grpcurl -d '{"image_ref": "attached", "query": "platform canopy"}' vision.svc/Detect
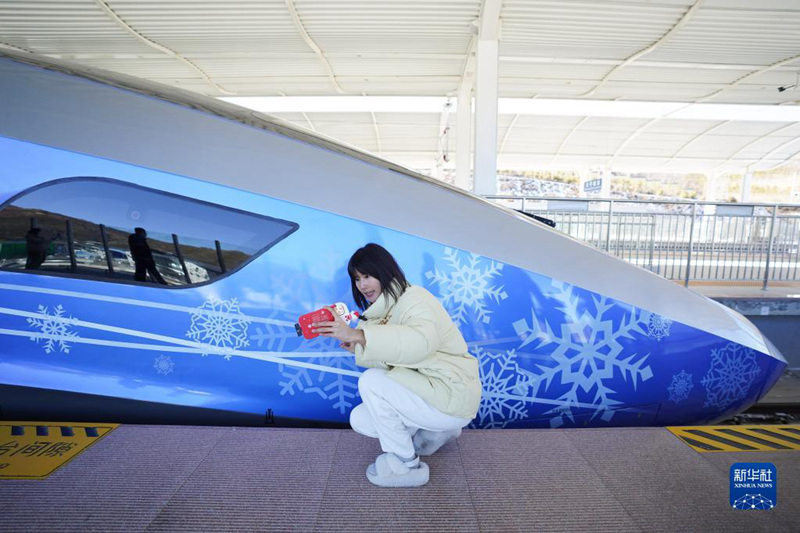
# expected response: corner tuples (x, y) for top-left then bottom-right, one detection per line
(1, 0), (799, 177)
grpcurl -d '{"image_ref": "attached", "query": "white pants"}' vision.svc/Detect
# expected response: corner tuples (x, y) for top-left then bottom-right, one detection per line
(350, 368), (471, 459)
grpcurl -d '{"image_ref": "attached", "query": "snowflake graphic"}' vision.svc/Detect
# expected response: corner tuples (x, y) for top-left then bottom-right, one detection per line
(26, 304), (79, 354)
(668, 370), (693, 404)
(733, 494), (774, 510)
(186, 296), (251, 360)
(646, 312), (672, 341)
(701, 343), (761, 409)
(278, 335), (360, 414)
(472, 347), (530, 429)
(512, 283), (653, 426)
(249, 310), (299, 352)
(425, 247), (508, 325)
(154, 355), (175, 375)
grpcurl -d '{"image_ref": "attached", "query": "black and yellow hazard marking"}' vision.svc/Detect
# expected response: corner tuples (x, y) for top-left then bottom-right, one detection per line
(668, 425), (800, 453)
(0, 422), (118, 479)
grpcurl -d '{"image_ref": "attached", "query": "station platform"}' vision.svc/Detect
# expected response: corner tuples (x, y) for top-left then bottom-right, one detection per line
(688, 281), (800, 302)
(757, 369), (800, 408)
(1, 425), (798, 532)
(688, 281), (800, 323)
(688, 283), (800, 382)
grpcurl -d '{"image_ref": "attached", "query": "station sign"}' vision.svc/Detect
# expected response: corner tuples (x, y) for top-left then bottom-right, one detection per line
(583, 178), (603, 192)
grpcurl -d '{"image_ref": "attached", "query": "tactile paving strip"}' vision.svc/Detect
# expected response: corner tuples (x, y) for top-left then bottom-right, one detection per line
(0, 421), (118, 479)
(668, 425), (800, 453)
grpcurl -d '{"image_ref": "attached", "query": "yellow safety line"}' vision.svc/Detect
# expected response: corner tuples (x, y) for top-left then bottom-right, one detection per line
(670, 429), (734, 452)
(763, 426), (800, 442)
(733, 427), (800, 450)
(0, 422), (119, 480)
(702, 429), (782, 452)
(668, 425), (800, 453)
(2, 422), (118, 427)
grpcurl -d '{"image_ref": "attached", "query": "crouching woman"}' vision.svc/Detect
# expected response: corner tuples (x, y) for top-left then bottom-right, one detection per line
(313, 243), (482, 488)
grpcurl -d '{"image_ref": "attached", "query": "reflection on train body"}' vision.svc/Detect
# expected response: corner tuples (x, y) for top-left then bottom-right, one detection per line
(0, 178), (295, 287)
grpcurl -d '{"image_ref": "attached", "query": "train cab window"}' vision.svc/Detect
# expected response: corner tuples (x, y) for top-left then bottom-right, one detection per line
(0, 178), (297, 287)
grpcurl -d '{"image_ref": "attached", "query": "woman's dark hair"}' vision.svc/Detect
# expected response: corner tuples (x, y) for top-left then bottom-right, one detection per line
(347, 243), (409, 310)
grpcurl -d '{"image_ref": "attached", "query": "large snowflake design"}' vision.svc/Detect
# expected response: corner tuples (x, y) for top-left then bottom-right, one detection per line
(646, 312), (672, 341)
(154, 355), (175, 375)
(26, 304), (79, 354)
(471, 347), (530, 429)
(278, 335), (360, 414)
(186, 296), (251, 359)
(700, 343), (760, 409)
(667, 370), (693, 404)
(425, 247), (508, 324)
(512, 283), (653, 426)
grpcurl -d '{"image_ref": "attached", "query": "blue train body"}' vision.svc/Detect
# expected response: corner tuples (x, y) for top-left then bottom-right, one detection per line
(0, 50), (787, 429)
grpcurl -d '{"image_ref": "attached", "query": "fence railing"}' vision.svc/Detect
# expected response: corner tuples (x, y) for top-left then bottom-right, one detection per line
(485, 195), (800, 289)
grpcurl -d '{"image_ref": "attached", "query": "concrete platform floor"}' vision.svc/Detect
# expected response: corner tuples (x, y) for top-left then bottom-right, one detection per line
(1, 425), (798, 532)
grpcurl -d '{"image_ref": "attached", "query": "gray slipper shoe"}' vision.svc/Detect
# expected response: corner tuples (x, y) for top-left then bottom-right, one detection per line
(413, 428), (462, 456)
(366, 453), (429, 488)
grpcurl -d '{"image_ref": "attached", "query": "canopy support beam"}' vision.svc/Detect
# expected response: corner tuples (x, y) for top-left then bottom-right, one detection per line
(473, 0), (502, 196)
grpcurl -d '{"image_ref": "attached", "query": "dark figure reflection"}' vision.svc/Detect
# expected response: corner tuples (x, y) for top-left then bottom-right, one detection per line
(25, 227), (50, 270)
(128, 227), (168, 284)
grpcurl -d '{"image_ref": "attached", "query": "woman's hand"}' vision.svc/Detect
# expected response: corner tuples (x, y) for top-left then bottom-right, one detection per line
(312, 307), (365, 347)
(339, 341), (356, 354)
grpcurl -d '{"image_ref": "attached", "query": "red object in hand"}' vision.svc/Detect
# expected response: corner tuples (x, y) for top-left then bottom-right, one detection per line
(295, 303), (360, 339)
(296, 307), (335, 339)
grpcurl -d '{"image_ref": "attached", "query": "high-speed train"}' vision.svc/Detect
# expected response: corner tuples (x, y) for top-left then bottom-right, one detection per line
(0, 49), (786, 429)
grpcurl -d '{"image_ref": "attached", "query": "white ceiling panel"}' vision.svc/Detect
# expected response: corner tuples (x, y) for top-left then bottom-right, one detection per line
(1, 0), (799, 174)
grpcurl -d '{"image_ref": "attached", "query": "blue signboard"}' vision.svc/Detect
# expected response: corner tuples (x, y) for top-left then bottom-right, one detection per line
(583, 178), (603, 192)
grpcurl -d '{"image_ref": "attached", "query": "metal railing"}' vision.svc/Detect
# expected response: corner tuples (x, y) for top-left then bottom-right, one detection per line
(486, 195), (800, 289)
